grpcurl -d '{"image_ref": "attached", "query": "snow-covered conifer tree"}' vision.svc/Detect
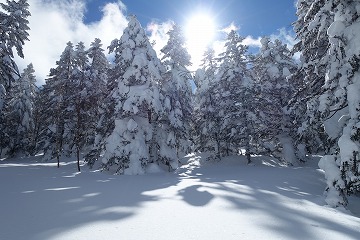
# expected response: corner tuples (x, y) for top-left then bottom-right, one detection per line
(99, 16), (177, 174)
(193, 47), (218, 152)
(0, 0), (30, 155)
(289, 0), (332, 156)
(42, 42), (76, 167)
(316, 1), (360, 207)
(85, 38), (109, 146)
(0, 0), (30, 94)
(65, 41), (91, 171)
(5, 63), (37, 156)
(84, 38), (115, 168)
(253, 37), (298, 164)
(205, 30), (255, 162)
(160, 23), (193, 156)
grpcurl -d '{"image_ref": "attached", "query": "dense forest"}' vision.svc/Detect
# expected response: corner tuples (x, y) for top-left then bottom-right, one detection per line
(0, 0), (359, 207)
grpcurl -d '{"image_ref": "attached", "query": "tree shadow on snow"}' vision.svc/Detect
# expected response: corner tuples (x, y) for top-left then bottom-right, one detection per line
(0, 157), (180, 240)
(178, 184), (214, 206)
(176, 154), (360, 239)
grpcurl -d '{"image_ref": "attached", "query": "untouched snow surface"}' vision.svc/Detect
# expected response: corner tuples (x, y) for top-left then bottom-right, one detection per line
(1, 154), (359, 240)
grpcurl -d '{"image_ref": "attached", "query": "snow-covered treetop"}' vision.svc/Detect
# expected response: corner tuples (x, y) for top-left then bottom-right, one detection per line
(258, 37), (297, 79)
(108, 15), (164, 83)
(218, 30), (248, 70)
(19, 63), (36, 96)
(0, 0), (30, 58)
(88, 38), (109, 74)
(160, 23), (192, 69)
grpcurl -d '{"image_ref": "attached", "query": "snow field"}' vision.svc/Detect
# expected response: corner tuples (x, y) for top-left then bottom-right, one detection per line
(0, 154), (359, 240)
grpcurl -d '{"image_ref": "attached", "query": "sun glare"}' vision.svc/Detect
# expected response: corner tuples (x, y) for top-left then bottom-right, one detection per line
(185, 12), (216, 68)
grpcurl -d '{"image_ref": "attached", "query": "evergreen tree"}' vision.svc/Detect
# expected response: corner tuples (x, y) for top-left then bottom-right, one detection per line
(203, 30), (255, 162)
(31, 86), (47, 155)
(84, 38), (115, 168)
(316, 0), (360, 207)
(253, 37), (298, 164)
(160, 23), (193, 156)
(289, 0), (332, 156)
(85, 38), (109, 147)
(0, 0), (30, 94)
(0, 0), (30, 156)
(5, 63), (37, 156)
(42, 42), (76, 167)
(97, 16), (177, 174)
(193, 47), (218, 153)
(65, 41), (90, 171)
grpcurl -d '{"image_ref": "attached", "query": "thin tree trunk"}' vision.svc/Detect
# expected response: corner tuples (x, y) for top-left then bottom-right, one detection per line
(246, 151), (251, 164)
(216, 135), (221, 160)
(57, 153), (60, 168)
(76, 103), (81, 172)
(77, 147), (81, 172)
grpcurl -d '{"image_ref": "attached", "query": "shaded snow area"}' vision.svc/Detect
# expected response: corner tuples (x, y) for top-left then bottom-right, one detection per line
(1, 154), (359, 240)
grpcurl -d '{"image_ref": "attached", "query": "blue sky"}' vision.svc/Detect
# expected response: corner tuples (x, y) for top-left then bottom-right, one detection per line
(10, 0), (298, 83)
(84, 0), (297, 38)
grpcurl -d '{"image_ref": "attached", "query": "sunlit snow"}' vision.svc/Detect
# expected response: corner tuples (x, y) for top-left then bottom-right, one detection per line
(1, 154), (359, 240)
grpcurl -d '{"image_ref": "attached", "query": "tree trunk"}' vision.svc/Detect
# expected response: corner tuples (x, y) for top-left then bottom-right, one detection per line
(215, 135), (221, 160)
(57, 153), (60, 168)
(246, 151), (251, 164)
(77, 147), (81, 172)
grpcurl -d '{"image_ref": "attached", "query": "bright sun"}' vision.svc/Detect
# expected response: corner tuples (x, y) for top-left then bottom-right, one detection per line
(185, 12), (216, 67)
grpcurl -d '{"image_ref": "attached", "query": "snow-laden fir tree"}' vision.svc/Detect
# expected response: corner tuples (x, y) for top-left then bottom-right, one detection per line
(42, 42), (76, 167)
(289, 0), (333, 156)
(253, 37), (299, 164)
(31, 86), (48, 155)
(160, 23), (193, 156)
(204, 30), (256, 162)
(316, 1), (360, 207)
(98, 15), (177, 174)
(86, 38), (109, 137)
(5, 63), (37, 156)
(0, 0), (30, 94)
(84, 38), (114, 168)
(0, 0), (30, 156)
(193, 47), (218, 153)
(65, 41), (91, 171)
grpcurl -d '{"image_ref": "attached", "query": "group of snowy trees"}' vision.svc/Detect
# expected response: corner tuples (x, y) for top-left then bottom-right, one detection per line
(0, 0), (32, 156)
(194, 33), (299, 165)
(1, 0), (359, 207)
(291, 0), (360, 207)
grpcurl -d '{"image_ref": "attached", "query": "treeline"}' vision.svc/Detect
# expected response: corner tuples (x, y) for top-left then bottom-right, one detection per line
(0, 0), (359, 207)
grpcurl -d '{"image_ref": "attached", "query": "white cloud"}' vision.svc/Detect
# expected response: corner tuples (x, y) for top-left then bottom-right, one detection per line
(146, 20), (173, 60)
(242, 36), (261, 48)
(8, 0), (299, 82)
(270, 27), (297, 49)
(13, 0), (128, 85)
(220, 22), (239, 34)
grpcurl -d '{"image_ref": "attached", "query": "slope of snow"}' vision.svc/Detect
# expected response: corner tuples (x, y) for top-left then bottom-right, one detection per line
(0, 154), (359, 240)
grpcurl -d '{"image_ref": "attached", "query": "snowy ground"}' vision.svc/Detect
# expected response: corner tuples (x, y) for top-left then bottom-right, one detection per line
(1, 154), (359, 240)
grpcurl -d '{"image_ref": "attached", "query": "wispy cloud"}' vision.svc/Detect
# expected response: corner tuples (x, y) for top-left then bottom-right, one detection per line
(270, 27), (297, 49)
(146, 20), (173, 60)
(11, 1), (298, 82)
(220, 22), (239, 34)
(242, 36), (262, 48)
(14, 0), (128, 85)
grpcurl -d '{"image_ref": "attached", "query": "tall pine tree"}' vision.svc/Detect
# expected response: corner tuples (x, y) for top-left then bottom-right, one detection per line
(253, 37), (298, 164)
(42, 42), (76, 167)
(5, 63), (37, 156)
(97, 16), (177, 174)
(317, 0), (360, 207)
(160, 23), (193, 156)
